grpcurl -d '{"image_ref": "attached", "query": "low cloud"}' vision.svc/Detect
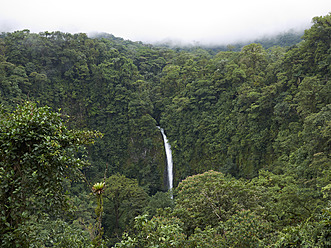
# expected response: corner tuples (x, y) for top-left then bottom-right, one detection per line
(0, 0), (330, 45)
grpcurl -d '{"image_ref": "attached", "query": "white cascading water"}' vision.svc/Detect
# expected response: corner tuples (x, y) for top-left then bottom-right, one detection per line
(158, 127), (173, 194)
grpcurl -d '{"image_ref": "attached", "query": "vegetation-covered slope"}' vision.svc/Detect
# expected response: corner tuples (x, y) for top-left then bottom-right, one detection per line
(0, 13), (330, 247)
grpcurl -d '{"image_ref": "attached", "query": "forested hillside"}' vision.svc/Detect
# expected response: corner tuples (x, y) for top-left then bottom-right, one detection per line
(1, 14), (330, 247)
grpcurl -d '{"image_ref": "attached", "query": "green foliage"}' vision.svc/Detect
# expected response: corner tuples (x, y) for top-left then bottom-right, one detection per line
(0, 60), (26, 109)
(187, 226), (224, 248)
(187, 210), (272, 248)
(0, 101), (101, 247)
(174, 170), (260, 235)
(114, 214), (186, 248)
(221, 209), (272, 247)
(144, 191), (175, 217)
(103, 174), (148, 244)
(300, 14), (331, 76)
(0, 13), (330, 246)
(28, 216), (93, 248)
(274, 204), (331, 247)
(251, 170), (323, 228)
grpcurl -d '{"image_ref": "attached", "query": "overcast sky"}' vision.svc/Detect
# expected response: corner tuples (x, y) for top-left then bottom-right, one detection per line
(0, 0), (330, 45)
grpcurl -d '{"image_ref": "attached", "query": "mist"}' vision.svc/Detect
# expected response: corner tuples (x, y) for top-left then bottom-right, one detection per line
(0, 0), (330, 45)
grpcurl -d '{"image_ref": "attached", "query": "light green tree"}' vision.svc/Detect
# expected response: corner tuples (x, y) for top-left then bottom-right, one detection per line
(173, 170), (260, 235)
(114, 214), (186, 248)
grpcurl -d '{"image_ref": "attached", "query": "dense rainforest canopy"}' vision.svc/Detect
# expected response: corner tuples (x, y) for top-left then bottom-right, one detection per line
(0, 14), (330, 247)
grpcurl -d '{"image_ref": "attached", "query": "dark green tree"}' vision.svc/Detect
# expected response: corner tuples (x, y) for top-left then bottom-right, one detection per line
(0, 101), (101, 247)
(103, 174), (148, 244)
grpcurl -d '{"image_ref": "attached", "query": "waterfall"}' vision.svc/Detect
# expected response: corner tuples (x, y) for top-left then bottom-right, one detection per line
(158, 127), (173, 193)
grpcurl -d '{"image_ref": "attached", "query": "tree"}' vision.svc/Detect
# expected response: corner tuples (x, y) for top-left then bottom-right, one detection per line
(274, 203), (331, 247)
(173, 170), (260, 235)
(221, 209), (272, 247)
(300, 13), (331, 76)
(114, 214), (186, 248)
(187, 226), (224, 248)
(0, 101), (101, 247)
(26, 216), (93, 248)
(0, 60), (25, 109)
(295, 76), (323, 117)
(144, 191), (174, 217)
(187, 211), (272, 248)
(240, 43), (267, 80)
(251, 170), (325, 229)
(103, 174), (148, 243)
